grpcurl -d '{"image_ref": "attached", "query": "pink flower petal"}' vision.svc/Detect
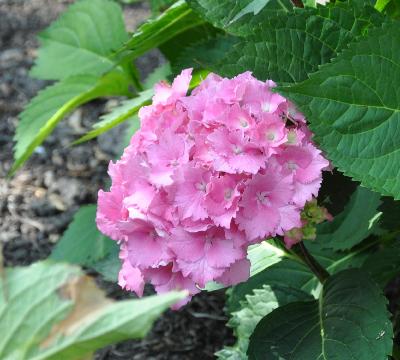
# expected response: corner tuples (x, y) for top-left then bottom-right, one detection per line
(215, 258), (251, 286)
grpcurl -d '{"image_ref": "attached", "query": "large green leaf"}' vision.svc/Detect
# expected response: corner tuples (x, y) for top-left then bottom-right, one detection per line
(11, 72), (131, 176)
(31, 0), (128, 80)
(187, 0), (292, 36)
(222, 235), (373, 312)
(0, 261), (185, 360)
(160, 23), (221, 64)
(226, 257), (311, 314)
(217, 284), (312, 360)
(50, 205), (118, 267)
(217, 238), (378, 358)
(248, 269), (393, 359)
(278, 21), (400, 198)
(316, 186), (382, 250)
(363, 242), (400, 287)
(123, 0), (204, 58)
(171, 34), (239, 76)
(215, 1), (383, 83)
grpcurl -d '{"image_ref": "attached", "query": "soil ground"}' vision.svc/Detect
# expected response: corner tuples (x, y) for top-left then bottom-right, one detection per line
(0, 1), (234, 358)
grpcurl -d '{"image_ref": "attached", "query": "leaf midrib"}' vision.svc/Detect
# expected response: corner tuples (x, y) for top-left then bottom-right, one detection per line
(10, 81), (100, 175)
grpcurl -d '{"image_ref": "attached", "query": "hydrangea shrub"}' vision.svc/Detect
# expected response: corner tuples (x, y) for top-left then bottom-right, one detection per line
(12, 0), (400, 358)
(96, 70), (329, 305)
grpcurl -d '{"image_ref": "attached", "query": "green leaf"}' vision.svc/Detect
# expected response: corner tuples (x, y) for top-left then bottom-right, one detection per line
(187, 0), (292, 36)
(0, 261), (185, 360)
(363, 242), (400, 287)
(215, 1), (383, 83)
(72, 89), (153, 145)
(160, 23), (221, 64)
(226, 236), (374, 312)
(171, 34), (239, 76)
(217, 284), (312, 360)
(226, 258), (311, 314)
(73, 69), (209, 144)
(218, 240), (376, 358)
(204, 240), (291, 292)
(229, 0), (275, 23)
(31, 0), (128, 80)
(303, 0), (317, 7)
(248, 269), (393, 360)
(317, 186), (382, 250)
(384, 0), (400, 18)
(50, 205), (118, 267)
(143, 63), (172, 89)
(150, 0), (177, 15)
(375, 0), (391, 11)
(123, 0), (204, 58)
(247, 240), (287, 276)
(11, 71), (131, 176)
(92, 245), (120, 282)
(379, 197), (400, 231)
(278, 21), (400, 198)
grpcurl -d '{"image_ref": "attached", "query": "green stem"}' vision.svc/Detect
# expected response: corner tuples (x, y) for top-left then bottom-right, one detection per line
(296, 242), (330, 283)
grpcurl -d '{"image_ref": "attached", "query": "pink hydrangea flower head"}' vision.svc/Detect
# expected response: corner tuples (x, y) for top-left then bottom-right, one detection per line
(96, 69), (329, 308)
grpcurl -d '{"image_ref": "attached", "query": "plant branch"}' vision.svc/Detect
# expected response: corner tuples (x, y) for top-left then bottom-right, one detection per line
(295, 242), (330, 283)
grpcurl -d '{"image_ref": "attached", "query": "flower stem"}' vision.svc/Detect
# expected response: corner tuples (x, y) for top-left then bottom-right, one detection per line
(296, 242), (330, 283)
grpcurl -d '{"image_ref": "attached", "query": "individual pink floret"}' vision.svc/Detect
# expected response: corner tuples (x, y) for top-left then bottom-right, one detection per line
(96, 69), (329, 307)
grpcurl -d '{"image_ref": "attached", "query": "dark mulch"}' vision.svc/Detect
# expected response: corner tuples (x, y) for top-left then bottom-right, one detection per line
(0, 1), (234, 358)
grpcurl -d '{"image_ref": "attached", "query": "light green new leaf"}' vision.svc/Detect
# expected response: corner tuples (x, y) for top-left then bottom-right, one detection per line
(0, 261), (185, 360)
(317, 186), (382, 250)
(375, 0), (391, 11)
(215, 1), (383, 83)
(123, 0), (204, 58)
(11, 71), (131, 176)
(217, 284), (312, 359)
(278, 21), (400, 198)
(248, 269), (393, 360)
(50, 205), (118, 267)
(31, 0), (128, 80)
(187, 0), (292, 36)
